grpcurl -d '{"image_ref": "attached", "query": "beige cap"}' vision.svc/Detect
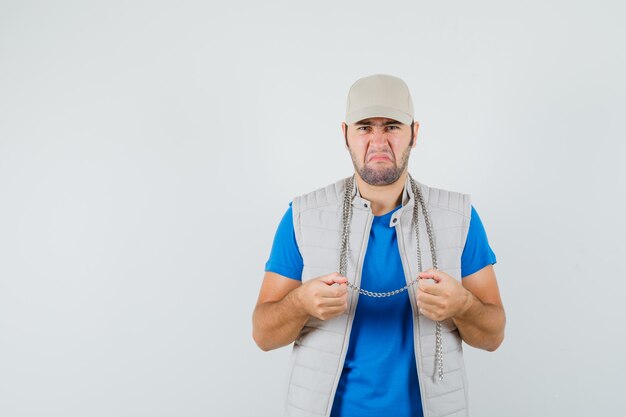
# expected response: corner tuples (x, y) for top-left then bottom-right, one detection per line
(345, 74), (414, 126)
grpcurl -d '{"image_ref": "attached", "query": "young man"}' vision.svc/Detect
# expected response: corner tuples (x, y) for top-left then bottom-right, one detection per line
(253, 74), (505, 417)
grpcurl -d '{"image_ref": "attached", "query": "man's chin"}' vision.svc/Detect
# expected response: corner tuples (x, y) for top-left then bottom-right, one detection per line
(359, 167), (403, 186)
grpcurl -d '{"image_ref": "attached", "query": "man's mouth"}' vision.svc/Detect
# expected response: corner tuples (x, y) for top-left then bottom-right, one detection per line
(367, 153), (393, 163)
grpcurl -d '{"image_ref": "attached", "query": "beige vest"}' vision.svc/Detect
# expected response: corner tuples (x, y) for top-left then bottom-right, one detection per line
(286, 175), (472, 417)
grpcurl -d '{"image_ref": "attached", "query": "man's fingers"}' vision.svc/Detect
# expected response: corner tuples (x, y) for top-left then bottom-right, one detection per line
(418, 279), (442, 295)
(321, 295), (348, 307)
(418, 268), (444, 283)
(316, 274), (338, 285)
(318, 305), (348, 320)
(313, 281), (347, 298)
(416, 291), (441, 307)
(307, 280), (347, 299)
(314, 273), (349, 298)
(418, 306), (438, 321)
(326, 285), (347, 298)
(328, 305), (348, 314)
(318, 272), (347, 285)
(332, 276), (349, 284)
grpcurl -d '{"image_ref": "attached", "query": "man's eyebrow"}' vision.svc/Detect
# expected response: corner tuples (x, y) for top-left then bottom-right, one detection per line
(354, 120), (401, 126)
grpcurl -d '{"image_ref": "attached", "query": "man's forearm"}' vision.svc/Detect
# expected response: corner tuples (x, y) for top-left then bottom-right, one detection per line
(452, 292), (506, 351)
(252, 288), (309, 352)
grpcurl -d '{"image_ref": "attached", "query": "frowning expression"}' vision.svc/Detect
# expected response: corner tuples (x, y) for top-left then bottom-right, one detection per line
(342, 117), (418, 186)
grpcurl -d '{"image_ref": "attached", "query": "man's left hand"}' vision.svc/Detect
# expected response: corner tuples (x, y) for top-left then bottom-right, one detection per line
(416, 269), (472, 322)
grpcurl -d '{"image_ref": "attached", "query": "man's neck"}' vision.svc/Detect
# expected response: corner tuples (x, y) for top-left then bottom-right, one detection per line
(355, 171), (407, 216)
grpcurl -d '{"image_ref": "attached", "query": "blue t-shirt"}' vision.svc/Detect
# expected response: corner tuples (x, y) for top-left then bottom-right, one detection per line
(265, 204), (496, 417)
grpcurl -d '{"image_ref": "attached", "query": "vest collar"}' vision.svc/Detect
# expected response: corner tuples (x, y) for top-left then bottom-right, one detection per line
(392, 175), (416, 227)
(350, 176), (371, 210)
(350, 174), (428, 227)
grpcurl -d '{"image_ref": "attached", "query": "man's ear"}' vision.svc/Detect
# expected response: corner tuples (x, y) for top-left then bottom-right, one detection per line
(411, 121), (420, 148)
(342, 122), (349, 149)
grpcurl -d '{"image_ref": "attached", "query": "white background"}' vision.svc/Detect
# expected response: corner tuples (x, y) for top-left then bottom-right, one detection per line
(1, 1), (625, 416)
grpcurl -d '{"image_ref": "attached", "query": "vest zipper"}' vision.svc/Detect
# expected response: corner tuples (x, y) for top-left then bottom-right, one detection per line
(325, 208), (373, 417)
(396, 215), (429, 417)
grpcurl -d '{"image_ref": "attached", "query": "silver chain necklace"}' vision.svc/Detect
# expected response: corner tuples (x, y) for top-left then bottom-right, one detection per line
(338, 174), (444, 381)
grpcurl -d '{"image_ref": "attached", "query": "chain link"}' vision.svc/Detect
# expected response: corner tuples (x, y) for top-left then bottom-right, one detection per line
(410, 174), (444, 381)
(344, 278), (420, 297)
(339, 174), (444, 381)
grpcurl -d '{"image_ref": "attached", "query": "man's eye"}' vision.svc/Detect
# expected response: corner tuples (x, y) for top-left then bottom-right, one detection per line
(387, 125), (399, 130)
(357, 127), (369, 131)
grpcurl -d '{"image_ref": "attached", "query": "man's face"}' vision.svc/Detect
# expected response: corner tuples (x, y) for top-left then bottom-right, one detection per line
(343, 117), (418, 186)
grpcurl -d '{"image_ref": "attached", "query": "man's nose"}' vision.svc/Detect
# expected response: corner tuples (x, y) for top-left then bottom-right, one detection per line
(369, 129), (389, 146)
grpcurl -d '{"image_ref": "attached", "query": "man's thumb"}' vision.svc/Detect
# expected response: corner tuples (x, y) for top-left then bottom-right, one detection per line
(319, 273), (348, 285)
(418, 269), (443, 283)
(332, 275), (348, 284)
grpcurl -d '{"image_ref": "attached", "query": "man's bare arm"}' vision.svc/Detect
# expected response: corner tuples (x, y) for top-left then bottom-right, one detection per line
(252, 272), (348, 351)
(452, 266), (505, 351)
(417, 265), (506, 352)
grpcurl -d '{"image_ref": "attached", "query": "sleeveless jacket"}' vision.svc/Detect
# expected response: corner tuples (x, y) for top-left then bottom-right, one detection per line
(286, 175), (472, 417)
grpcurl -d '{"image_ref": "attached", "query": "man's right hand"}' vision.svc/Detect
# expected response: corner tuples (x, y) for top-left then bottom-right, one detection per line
(294, 273), (349, 321)
(253, 271), (349, 351)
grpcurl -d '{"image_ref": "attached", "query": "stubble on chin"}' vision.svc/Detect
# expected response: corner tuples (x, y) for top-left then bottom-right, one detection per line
(350, 147), (411, 186)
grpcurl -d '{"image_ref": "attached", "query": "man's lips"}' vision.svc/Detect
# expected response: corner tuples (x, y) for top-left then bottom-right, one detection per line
(367, 154), (393, 162)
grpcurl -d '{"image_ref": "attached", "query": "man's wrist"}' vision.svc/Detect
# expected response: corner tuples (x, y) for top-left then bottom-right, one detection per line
(285, 286), (310, 321)
(456, 289), (479, 320)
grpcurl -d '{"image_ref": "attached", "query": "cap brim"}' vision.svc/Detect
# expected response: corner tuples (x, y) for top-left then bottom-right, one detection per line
(345, 105), (413, 126)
